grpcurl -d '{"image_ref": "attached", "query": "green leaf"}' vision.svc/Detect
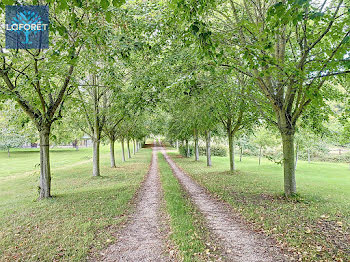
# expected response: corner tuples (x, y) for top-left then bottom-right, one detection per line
(3, 0), (15, 5)
(58, 0), (68, 10)
(112, 0), (126, 7)
(73, 0), (83, 8)
(106, 11), (112, 22)
(101, 0), (110, 9)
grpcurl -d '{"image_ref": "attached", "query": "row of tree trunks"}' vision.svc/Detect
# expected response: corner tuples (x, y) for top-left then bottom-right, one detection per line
(111, 138), (143, 167)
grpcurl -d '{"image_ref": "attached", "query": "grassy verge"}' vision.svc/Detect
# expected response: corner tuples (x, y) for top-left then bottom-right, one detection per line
(158, 152), (219, 262)
(167, 150), (350, 262)
(0, 145), (151, 261)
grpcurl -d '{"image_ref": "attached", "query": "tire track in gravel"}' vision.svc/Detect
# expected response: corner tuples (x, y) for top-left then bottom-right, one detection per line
(101, 142), (169, 262)
(160, 147), (290, 262)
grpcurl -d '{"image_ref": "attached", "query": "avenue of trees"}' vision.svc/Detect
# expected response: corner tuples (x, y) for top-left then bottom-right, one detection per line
(0, 0), (349, 198)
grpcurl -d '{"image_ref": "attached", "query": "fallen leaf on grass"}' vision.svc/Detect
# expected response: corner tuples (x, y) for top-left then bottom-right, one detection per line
(305, 227), (312, 234)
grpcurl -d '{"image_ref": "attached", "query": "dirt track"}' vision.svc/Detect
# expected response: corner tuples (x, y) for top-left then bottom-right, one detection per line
(101, 143), (168, 262)
(160, 147), (289, 262)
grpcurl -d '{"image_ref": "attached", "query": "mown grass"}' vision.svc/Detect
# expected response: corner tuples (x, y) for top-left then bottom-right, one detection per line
(158, 152), (218, 262)
(0, 144), (151, 262)
(167, 150), (350, 261)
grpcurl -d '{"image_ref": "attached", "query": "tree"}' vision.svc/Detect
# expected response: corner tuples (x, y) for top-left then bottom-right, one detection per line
(0, 1), (99, 198)
(252, 127), (279, 166)
(209, 71), (258, 171)
(0, 128), (26, 157)
(73, 73), (109, 177)
(175, 0), (350, 196)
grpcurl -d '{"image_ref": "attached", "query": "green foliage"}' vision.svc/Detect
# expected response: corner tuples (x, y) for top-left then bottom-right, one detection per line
(198, 145), (227, 157)
(179, 145), (193, 157)
(0, 128), (26, 153)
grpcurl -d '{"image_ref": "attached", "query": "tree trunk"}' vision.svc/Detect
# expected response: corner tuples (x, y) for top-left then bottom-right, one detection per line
(121, 138), (125, 162)
(259, 146), (262, 165)
(194, 129), (199, 161)
(281, 133), (296, 196)
(7, 148), (10, 158)
(133, 139), (136, 155)
(307, 148), (311, 163)
(240, 146), (243, 162)
(73, 139), (79, 151)
(39, 126), (51, 199)
(186, 139), (190, 158)
(228, 131), (235, 171)
(110, 138), (116, 168)
(92, 139), (100, 177)
(206, 131), (211, 166)
(176, 140), (179, 151)
(295, 143), (299, 171)
(127, 139), (131, 158)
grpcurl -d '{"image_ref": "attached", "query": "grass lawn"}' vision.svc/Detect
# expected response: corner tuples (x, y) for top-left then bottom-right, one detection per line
(158, 152), (218, 261)
(0, 144), (151, 261)
(168, 150), (350, 262)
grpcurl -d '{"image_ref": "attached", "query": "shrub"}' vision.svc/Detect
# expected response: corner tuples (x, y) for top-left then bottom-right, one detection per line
(179, 145), (193, 157)
(199, 145), (227, 157)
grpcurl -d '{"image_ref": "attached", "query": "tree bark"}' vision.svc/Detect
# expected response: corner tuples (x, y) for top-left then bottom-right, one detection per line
(92, 139), (100, 177)
(110, 138), (116, 168)
(7, 148), (10, 158)
(121, 138), (125, 162)
(39, 126), (51, 199)
(186, 139), (190, 158)
(281, 133), (296, 196)
(240, 146), (243, 162)
(73, 139), (79, 151)
(133, 139), (136, 155)
(295, 143), (299, 171)
(307, 148), (311, 163)
(127, 139), (131, 159)
(176, 140), (179, 151)
(259, 146), (262, 165)
(228, 131), (235, 171)
(206, 131), (211, 166)
(194, 129), (199, 161)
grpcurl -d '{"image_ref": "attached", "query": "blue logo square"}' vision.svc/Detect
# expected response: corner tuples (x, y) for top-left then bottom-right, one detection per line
(5, 5), (49, 49)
